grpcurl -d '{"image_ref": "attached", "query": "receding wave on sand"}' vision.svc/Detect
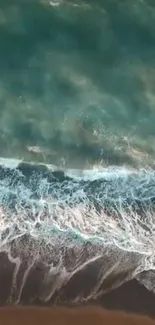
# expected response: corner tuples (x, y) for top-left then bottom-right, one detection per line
(0, 158), (154, 313)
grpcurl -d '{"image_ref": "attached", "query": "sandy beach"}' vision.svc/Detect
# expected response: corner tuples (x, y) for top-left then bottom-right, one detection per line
(0, 306), (155, 325)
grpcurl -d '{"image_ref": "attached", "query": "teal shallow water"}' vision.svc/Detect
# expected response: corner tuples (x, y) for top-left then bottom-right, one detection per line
(0, 2), (155, 303)
(0, 0), (155, 168)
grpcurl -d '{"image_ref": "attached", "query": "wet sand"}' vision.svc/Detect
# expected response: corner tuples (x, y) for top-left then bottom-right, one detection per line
(0, 306), (155, 325)
(100, 279), (155, 318)
(0, 247), (155, 318)
(0, 163), (155, 317)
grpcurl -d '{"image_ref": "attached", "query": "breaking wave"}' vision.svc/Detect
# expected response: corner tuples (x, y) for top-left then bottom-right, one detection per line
(0, 158), (155, 305)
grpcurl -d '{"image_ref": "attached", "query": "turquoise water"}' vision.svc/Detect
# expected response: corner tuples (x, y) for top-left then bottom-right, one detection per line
(1, 2), (155, 304)
(0, 0), (155, 168)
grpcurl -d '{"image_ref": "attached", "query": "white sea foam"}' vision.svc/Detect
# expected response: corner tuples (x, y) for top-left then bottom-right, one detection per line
(0, 157), (154, 256)
(0, 158), (154, 303)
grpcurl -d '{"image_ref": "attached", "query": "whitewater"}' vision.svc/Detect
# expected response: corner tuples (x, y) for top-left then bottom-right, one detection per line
(0, 157), (154, 305)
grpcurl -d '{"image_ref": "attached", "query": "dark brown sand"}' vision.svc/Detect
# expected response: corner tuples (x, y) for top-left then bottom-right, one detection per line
(0, 250), (155, 318)
(0, 306), (155, 325)
(101, 279), (155, 318)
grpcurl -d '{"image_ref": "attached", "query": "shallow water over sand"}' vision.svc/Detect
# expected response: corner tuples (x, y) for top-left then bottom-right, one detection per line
(0, 160), (154, 307)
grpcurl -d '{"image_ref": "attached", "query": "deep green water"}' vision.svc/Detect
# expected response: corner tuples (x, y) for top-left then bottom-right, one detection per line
(1, 0), (155, 169)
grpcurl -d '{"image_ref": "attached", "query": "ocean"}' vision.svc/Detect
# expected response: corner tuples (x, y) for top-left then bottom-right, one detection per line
(0, 0), (155, 312)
